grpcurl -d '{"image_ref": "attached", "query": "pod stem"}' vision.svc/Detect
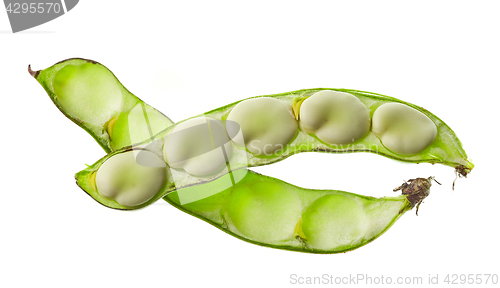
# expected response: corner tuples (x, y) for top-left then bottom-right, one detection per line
(28, 65), (40, 78)
(453, 165), (471, 190)
(394, 176), (440, 215)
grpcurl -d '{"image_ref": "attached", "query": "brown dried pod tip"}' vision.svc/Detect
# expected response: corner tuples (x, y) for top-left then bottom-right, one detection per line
(394, 176), (441, 216)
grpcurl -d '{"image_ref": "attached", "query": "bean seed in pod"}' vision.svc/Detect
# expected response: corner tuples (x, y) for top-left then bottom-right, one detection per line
(227, 97), (298, 155)
(227, 180), (302, 242)
(299, 90), (371, 145)
(301, 194), (368, 250)
(163, 117), (233, 177)
(372, 103), (438, 155)
(95, 150), (167, 207)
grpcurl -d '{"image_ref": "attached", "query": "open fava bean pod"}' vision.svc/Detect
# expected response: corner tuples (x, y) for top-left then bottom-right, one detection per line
(31, 58), (452, 253)
(30, 59), (472, 210)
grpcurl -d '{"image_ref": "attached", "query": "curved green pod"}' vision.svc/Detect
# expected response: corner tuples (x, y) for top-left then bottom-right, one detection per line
(75, 89), (472, 210)
(29, 58), (174, 152)
(163, 171), (434, 253)
(31, 59), (438, 253)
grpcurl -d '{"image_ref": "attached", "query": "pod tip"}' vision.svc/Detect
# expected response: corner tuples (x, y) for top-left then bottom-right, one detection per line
(394, 176), (438, 215)
(28, 65), (40, 78)
(452, 165), (471, 190)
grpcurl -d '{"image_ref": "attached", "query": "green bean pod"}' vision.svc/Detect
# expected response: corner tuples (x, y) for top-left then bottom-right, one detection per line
(31, 59), (437, 253)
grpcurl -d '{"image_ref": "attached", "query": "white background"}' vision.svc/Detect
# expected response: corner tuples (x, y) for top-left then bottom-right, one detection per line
(1, 1), (499, 287)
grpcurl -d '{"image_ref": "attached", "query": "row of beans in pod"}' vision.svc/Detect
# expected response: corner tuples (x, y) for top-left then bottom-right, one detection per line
(161, 89), (445, 177)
